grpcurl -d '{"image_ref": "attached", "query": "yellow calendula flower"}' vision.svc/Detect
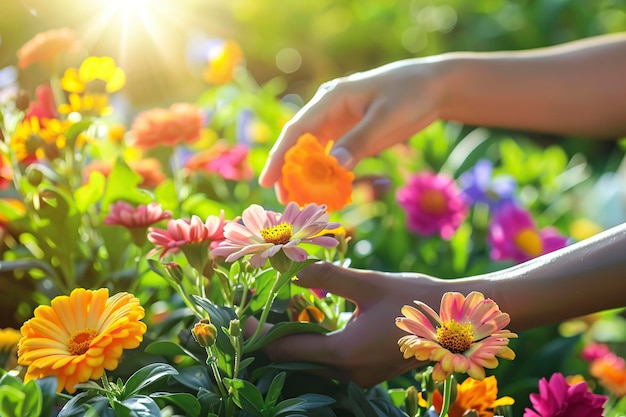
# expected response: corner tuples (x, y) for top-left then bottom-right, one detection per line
(203, 39), (244, 85)
(17, 288), (146, 393)
(0, 328), (22, 370)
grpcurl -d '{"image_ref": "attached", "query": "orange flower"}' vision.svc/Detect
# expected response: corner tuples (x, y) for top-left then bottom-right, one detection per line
(426, 376), (514, 417)
(11, 117), (69, 163)
(203, 39), (244, 85)
(0, 328), (22, 370)
(17, 28), (80, 70)
(17, 288), (146, 393)
(589, 353), (626, 397)
(130, 103), (204, 149)
(281, 133), (354, 212)
(83, 158), (166, 188)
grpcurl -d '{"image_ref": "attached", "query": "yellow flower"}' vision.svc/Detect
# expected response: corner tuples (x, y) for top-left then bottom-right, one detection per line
(11, 117), (68, 163)
(17, 288), (146, 393)
(58, 92), (112, 117)
(281, 133), (354, 212)
(61, 56), (125, 94)
(203, 39), (244, 85)
(423, 376), (514, 417)
(0, 328), (22, 370)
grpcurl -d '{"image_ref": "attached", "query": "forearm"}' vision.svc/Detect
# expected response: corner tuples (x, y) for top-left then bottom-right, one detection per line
(437, 33), (626, 138)
(461, 223), (626, 332)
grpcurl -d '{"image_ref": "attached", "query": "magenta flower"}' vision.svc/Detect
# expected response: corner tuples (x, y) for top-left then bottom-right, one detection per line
(104, 201), (172, 229)
(396, 171), (468, 240)
(212, 202), (339, 268)
(147, 212), (226, 260)
(487, 203), (568, 264)
(396, 291), (517, 382)
(185, 141), (253, 181)
(581, 341), (611, 362)
(524, 373), (607, 417)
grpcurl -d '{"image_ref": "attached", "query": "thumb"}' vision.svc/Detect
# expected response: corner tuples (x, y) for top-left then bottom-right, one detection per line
(294, 262), (383, 306)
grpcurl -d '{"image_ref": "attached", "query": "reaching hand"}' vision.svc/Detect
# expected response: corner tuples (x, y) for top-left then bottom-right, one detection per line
(251, 262), (450, 388)
(259, 58), (446, 203)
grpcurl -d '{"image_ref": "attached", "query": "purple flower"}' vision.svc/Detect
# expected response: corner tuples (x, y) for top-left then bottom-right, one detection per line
(487, 203), (568, 264)
(460, 159), (516, 209)
(524, 373), (607, 417)
(396, 171), (468, 240)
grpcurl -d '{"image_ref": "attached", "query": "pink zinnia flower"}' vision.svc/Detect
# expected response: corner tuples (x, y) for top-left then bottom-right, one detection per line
(104, 201), (172, 228)
(212, 202), (340, 268)
(523, 373), (607, 417)
(185, 140), (253, 181)
(396, 171), (468, 240)
(396, 291), (517, 382)
(488, 203), (568, 264)
(581, 341), (611, 362)
(147, 212), (227, 260)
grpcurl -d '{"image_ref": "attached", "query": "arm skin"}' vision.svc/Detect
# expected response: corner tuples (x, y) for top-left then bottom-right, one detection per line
(257, 222), (626, 388)
(259, 32), (626, 201)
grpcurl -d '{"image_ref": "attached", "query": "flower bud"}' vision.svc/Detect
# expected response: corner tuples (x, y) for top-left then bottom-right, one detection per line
(191, 318), (217, 348)
(404, 386), (419, 417)
(16, 89), (30, 111)
(269, 249), (292, 273)
(164, 262), (184, 284)
(228, 319), (241, 337)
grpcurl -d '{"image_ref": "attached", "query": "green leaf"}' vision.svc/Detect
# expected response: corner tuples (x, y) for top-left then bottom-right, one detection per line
(171, 366), (211, 391)
(122, 363), (178, 399)
(0, 385), (25, 417)
(243, 321), (329, 353)
(607, 395), (626, 417)
(296, 393), (335, 409)
(35, 376), (57, 417)
(74, 171), (106, 214)
(113, 396), (161, 417)
(264, 372), (285, 409)
(223, 378), (264, 417)
(272, 398), (306, 416)
(101, 157), (153, 211)
(347, 383), (379, 417)
(151, 392), (201, 417)
(20, 380), (43, 417)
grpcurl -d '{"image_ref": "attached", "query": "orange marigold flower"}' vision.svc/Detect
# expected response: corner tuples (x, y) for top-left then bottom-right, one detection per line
(203, 39), (244, 85)
(281, 133), (354, 212)
(129, 158), (167, 188)
(130, 103), (204, 150)
(17, 27), (80, 70)
(425, 376), (514, 417)
(17, 288), (146, 393)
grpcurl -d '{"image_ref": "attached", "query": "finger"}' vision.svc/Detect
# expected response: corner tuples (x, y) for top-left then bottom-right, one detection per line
(294, 262), (385, 306)
(274, 182), (289, 205)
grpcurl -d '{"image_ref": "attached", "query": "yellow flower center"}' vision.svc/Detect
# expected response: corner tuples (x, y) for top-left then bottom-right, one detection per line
(68, 328), (97, 355)
(419, 189), (447, 215)
(260, 222), (293, 244)
(436, 320), (474, 353)
(515, 228), (543, 257)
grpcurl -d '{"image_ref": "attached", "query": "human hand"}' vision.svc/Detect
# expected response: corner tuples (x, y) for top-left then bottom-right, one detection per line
(251, 262), (450, 388)
(259, 58), (447, 203)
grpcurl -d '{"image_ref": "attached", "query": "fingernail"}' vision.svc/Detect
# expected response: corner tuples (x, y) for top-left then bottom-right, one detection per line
(331, 147), (353, 168)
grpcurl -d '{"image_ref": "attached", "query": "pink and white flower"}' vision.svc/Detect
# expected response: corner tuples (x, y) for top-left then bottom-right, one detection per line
(212, 202), (340, 268)
(396, 291), (517, 382)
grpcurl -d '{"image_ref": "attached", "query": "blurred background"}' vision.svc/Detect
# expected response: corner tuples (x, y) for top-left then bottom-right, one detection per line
(3, 0), (626, 109)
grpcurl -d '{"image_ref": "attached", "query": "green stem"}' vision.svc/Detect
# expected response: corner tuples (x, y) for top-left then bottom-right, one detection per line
(101, 372), (116, 408)
(244, 272), (281, 349)
(207, 346), (227, 397)
(176, 283), (204, 318)
(439, 375), (454, 417)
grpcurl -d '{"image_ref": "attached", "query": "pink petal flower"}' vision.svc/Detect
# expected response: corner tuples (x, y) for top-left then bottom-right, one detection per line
(396, 291), (517, 382)
(104, 201), (171, 229)
(488, 203), (569, 264)
(212, 202), (339, 268)
(396, 171), (468, 240)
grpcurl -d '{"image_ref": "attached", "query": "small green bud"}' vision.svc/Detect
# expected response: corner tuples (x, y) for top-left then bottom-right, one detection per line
(269, 249), (292, 273)
(404, 386), (419, 417)
(165, 262), (184, 284)
(228, 319), (241, 337)
(191, 318), (217, 347)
